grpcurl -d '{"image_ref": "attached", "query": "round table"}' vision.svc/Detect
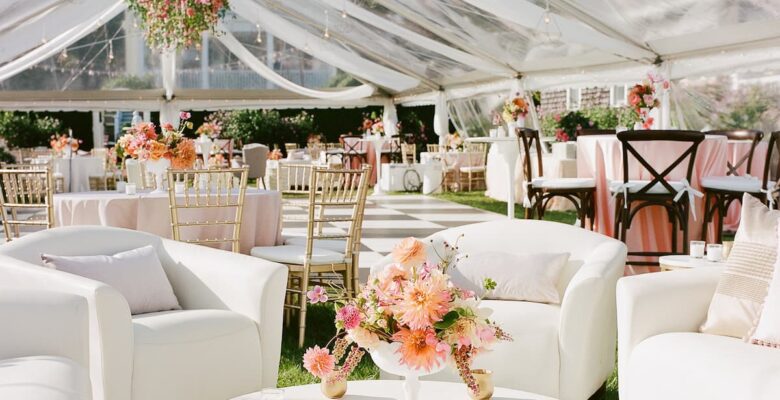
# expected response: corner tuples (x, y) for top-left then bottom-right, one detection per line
(466, 137), (518, 218)
(35, 156), (105, 192)
(659, 255), (728, 271)
(361, 136), (390, 197)
(53, 188), (283, 254)
(232, 380), (556, 400)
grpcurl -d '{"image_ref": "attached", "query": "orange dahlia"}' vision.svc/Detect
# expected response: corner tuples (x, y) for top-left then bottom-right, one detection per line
(394, 271), (451, 330)
(392, 327), (445, 372)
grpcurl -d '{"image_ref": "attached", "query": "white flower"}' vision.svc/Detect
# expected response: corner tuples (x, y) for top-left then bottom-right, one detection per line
(347, 326), (380, 350)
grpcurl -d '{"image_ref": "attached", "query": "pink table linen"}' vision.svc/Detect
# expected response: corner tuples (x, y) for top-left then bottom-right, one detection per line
(54, 189), (283, 254)
(577, 135), (728, 269)
(342, 137), (392, 185)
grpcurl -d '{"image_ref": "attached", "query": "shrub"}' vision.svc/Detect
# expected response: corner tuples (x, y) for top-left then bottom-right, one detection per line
(0, 112), (64, 149)
(221, 109), (317, 150)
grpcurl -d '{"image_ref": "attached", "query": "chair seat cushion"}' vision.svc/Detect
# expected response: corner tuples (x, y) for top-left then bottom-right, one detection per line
(459, 166), (486, 173)
(131, 309), (262, 400)
(609, 180), (685, 194)
(0, 355), (91, 400)
(532, 177), (595, 190)
(283, 235), (347, 253)
(250, 245), (346, 265)
(701, 176), (761, 192)
(625, 332), (780, 400)
(426, 300), (561, 396)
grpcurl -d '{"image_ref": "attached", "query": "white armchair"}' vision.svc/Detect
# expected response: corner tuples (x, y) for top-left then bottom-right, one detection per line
(0, 290), (92, 400)
(0, 226), (288, 400)
(617, 268), (780, 400)
(371, 220), (627, 400)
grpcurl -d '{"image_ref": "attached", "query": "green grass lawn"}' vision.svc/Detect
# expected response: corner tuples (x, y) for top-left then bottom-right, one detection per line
(277, 191), (618, 398)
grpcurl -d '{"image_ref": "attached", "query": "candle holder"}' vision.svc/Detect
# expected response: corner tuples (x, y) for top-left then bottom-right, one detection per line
(468, 369), (494, 400)
(320, 377), (347, 399)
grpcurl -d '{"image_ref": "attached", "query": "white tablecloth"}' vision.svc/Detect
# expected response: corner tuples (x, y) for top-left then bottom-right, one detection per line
(54, 189), (283, 253)
(36, 156), (104, 192)
(484, 144), (577, 211)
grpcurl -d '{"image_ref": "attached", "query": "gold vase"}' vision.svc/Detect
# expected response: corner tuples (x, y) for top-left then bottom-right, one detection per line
(469, 369), (494, 400)
(320, 378), (347, 399)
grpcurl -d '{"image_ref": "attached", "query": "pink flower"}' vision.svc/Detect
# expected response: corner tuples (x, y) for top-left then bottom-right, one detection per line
(642, 94), (655, 106)
(162, 122), (174, 132)
(302, 346), (336, 379)
(393, 327), (446, 371)
(477, 326), (496, 343)
(179, 111), (191, 120)
(336, 305), (361, 330)
(197, 0), (210, 3)
(307, 286), (328, 304)
(435, 342), (450, 357)
(662, 80), (670, 90)
(394, 271), (451, 330)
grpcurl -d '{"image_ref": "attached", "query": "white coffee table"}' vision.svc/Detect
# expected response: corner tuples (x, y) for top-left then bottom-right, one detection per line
(658, 255), (727, 271)
(233, 380), (556, 399)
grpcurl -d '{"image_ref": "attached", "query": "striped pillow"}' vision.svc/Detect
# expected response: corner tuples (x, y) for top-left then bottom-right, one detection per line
(701, 194), (780, 338)
(749, 221), (780, 347)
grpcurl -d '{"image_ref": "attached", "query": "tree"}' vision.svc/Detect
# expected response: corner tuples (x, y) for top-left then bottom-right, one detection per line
(0, 112), (64, 149)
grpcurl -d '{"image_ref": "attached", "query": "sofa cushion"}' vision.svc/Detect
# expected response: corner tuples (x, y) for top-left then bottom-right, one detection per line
(701, 194), (780, 338)
(0, 355), (91, 400)
(131, 310), (262, 400)
(625, 332), (780, 400)
(749, 220), (780, 347)
(424, 300), (561, 398)
(450, 251), (570, 304)
(42, 245), (180, 315)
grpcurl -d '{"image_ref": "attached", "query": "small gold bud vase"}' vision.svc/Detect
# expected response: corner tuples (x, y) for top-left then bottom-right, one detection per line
(320, 377), (347, 399)
(469, 369), (494, 400)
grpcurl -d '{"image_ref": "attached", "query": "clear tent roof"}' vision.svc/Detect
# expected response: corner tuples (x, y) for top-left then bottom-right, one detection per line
(2, 0), (780, 109)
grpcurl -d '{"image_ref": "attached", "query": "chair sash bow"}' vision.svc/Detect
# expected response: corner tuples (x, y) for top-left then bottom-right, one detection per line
(673, 178), (704, 220)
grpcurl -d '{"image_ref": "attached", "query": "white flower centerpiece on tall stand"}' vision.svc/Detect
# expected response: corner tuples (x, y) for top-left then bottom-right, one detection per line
(301, 237), (512, 400)
(116, 112), (197, 194)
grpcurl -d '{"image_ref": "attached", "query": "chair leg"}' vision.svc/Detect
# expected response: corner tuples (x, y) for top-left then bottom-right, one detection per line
(298, 269), (310, 348)
(669, 204), (678, 254)
(620, 202), (629, 244)
(578, 193), (587, 229)
(352, 254), (360, 298)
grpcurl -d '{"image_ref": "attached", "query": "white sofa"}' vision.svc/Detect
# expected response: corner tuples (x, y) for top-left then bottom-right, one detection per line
(617, 268), (780, 400)
(0, 290), (92, 400)
(0, 226), (288, 400)
(371, 220), (627, 400)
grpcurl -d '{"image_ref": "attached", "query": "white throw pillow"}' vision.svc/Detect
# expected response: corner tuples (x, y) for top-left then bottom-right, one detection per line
(42, 245), (181, 315)
(749, 220), (780, 348)
(701, 194), (780, 338)
(449, 251), (570, 304)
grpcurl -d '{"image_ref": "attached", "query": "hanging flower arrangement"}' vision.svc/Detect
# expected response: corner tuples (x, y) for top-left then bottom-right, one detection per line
(126, 0), (230, 50)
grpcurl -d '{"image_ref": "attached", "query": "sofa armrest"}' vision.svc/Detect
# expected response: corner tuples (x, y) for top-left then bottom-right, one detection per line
(616, 268), (721, 395)
(0, 290), (89, 365)
(159, 239), (288, 389)
(558, 241), (626, 400)
(0, 257), (133, 400)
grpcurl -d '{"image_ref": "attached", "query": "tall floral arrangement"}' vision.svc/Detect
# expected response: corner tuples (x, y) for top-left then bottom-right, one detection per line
(446, 131), (464, 151)
(302, 237), (511, 396)
(502, 94), (529, 123)
(127, 0), (230, 50)
(116, 112), (197, 169)
(628, 72), (670, 129)
(195, 114), (222, 139)
(49, 134), (82, 156)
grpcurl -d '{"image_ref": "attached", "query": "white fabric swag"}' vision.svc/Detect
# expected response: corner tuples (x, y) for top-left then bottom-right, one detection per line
(216, 30), (376, 101)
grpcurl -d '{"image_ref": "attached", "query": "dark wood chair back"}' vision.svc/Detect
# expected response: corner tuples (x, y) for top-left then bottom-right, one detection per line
(706, 129), (763, 175)
(577, 129), (616, 136)
(515, 128), (544, 183)
(762, 131), (780, 191)
(617, 130), (705, 196)
(341, 135), (364, 156)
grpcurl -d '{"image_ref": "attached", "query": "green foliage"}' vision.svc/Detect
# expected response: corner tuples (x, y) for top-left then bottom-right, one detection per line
(558, 111), (593, 140)
(0, 112), (63, 149)
(581, 107), (618, 129)
(717, 85), (774, 129)
(101, 74), (156, 90)
(0, 147), (16, 164)
(221, 109), (317, 150)
(540, 106), (640, 140)
(326, 71), (361, 88)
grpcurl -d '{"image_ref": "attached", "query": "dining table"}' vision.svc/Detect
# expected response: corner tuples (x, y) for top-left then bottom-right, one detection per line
(577, 134), (732, 268)
(33, 155), (105, 192)
(53, 188), (283, 254)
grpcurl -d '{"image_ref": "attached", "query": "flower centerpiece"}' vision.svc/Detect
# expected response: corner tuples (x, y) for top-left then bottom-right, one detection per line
(116, 112), (196, 193)
(502, 94), (529, 129)
(126, 0), (230, 50)
(628, 72), (670, 129)
(446, 132), (464, 152)
(302, 237), (511, 400)
(268, 148), (283, 161)
(50, 133), (82, 157)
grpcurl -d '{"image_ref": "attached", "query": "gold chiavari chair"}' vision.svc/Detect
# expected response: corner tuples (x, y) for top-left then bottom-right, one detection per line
(277, 162), (314, 198)
(460, 142), (488, 191)
(165, 167), (249, 253)
(0, 167), (54, 241)
(426, 144), (441, 153)
(1, 162), (64, 193)
(285, 143), (300, 154)
(401, 143), (416, 164)
(88, 149), (117, 191)
(250, 165), (371, 347)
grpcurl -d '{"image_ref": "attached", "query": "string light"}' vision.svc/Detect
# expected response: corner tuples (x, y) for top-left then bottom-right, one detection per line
(323, 10), (330, 39)
(341, 0), (348, 18)
(535, 0), (562, 44)
(256, 24), (263, 43)
(59, 47), (68, 61)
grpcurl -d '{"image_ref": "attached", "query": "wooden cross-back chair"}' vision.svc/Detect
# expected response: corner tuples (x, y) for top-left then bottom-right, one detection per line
(340, 135), (366, 168)
(249, 165), (371, 347)
(613, 130), (705, 265)
(516, 128), (596, 228)
(0, 167), (54, 241)
(577, 129), (616, 136)
(165, 167), (249, 253)
(700, 129), (765, 242)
